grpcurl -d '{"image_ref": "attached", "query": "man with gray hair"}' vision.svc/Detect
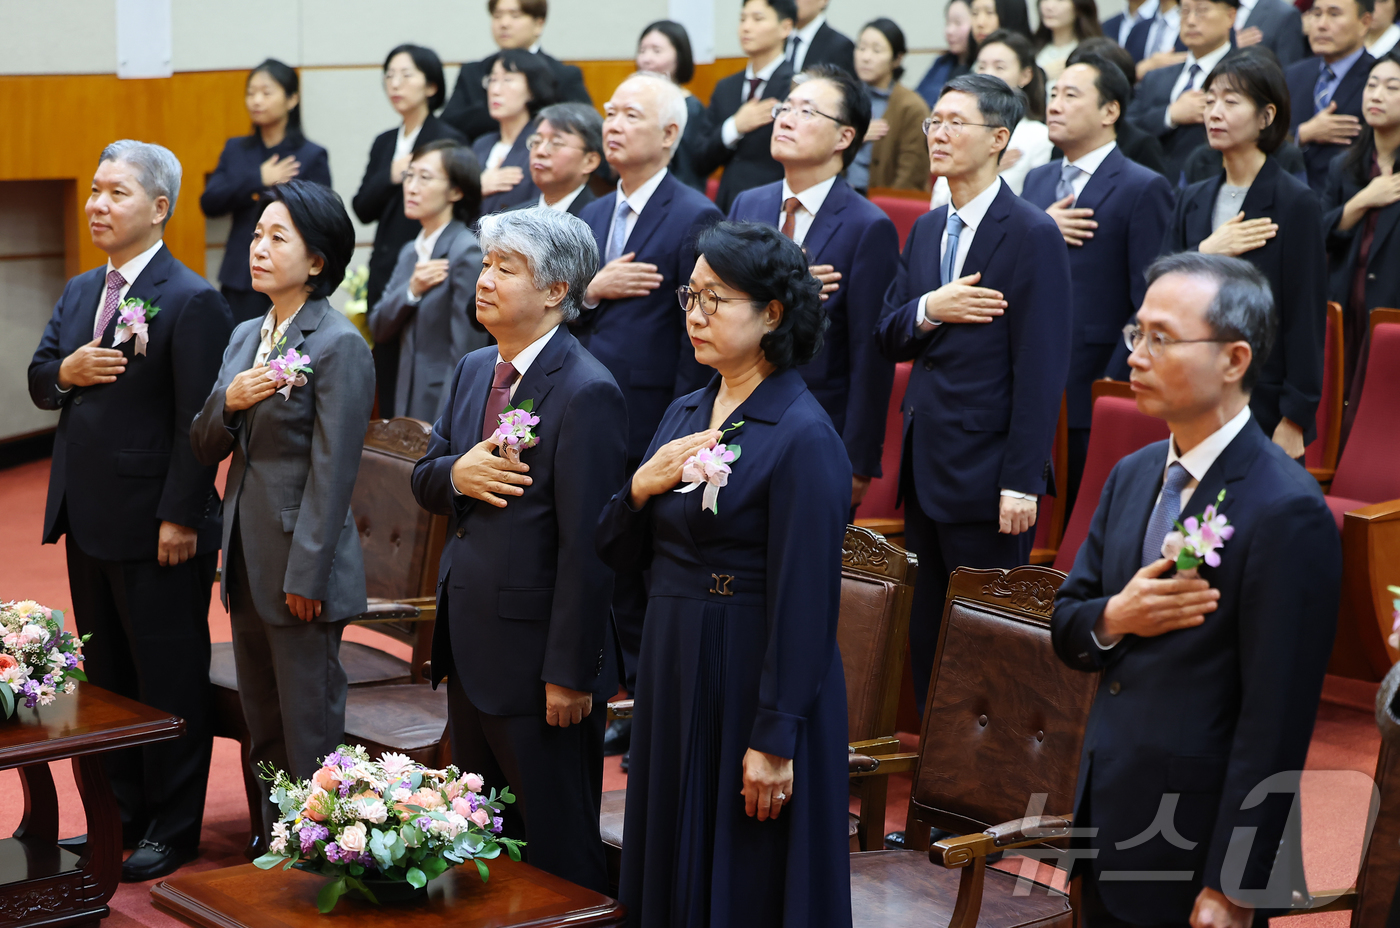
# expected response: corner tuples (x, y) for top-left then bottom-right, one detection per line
(28, 140), (233, 881)
(1053, 253), (1340, 927)
(412, 207), (626, 894)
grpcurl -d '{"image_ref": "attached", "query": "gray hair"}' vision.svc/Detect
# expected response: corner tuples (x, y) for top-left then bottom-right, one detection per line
(99, 140), (183, 222)
(618, 71), (688, 148)
(477, 208), (599, 322)
(537, 102), (604, 156)
(940, 73), (1026, 134)
(1145, 252), (1277, 393)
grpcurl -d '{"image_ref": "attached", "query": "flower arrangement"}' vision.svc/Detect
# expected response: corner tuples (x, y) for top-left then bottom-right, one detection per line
(112, 298), (161, 356)
(337, 266), (374, 348)
(1386, 585), (1400, 650)
(0, 600), (88, 718)
(491, 399), (540, 464)
(676, 420), (744, 514)
(1161, 489), (1234, 579)
(268, 342), (313, 400)
(254, 745), (522, 913)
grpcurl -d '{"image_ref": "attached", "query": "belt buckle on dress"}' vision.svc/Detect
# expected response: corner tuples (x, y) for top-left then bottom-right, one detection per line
(709, 573), (734, 596)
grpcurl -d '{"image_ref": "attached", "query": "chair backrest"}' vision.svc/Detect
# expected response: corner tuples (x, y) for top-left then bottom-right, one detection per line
(870, 194), (930, 250)
(1054, 382), (1170, 572)
(854, 361), (911, 523)
(837, 525), (919, 743)
(909, 565), (1098, 837)
(1331, 322), (1400, 503)
(1305, 302), (1344, 471)
(1032, 395), (1070, 559)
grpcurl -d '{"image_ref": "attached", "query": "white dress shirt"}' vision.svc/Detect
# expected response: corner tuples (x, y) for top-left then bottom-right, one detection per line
(1143, 4), (1182, 58)
(605, 167), (669, 258)
(539, 184), (588, 213)
(394, 121), (424, 162)
(93, 239), (164, 336)
(777, 175), (837, 246)
(1116, 0), (1159, 45)
(1236, 0), (1258, 21)
(404, 221), (451, 305)
(1063, 140), (1119, 203)
(497, 324), (559, 401)
(254, 303), (306, 367)
(722, 55), (787, 148)
(786, 14), (826, 72)
(1369, 24), (1400, 57)
(1166, 41), (1232, 128)
(1159, 404), (1253, 510)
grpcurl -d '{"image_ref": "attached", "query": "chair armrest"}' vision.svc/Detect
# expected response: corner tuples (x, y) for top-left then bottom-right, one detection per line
(931, 814), (1073, 867)
(848, 752), (918, 776)
(607, 699), (634, 722)
(1307, 467), (1335, 492)
(1340, 498), (1400, 678)
(853, 518), (904, 539)
(848, 737), (903, 755)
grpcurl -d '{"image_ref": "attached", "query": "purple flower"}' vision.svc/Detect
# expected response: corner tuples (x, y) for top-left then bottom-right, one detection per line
(338, 782), (352, 797)
(64, 652), (78, 668)
(323, 751), (344, 769)
(467, 793), (479, 813)
(415, 816), (432, 831)
(300, 822), (330, 853)
(323, 842), (345, 863)
(492, 816), (503, 834)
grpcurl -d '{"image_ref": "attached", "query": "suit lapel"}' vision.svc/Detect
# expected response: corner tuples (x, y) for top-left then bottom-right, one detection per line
(1108, 442), (1171, 584)
(1177, 421), (1263, 557)
(1073, 147), (1125, 214)
(586, 192), (615, 245)
(280, 298), (332, 356)
(624, 173), (677, 257)
(1335, 51), (1376, 111)
(1241, 156), (1280, 219)
(463, 354), (498, 446)
(802, 177), (849, 262)
(1182, 177), (1220, 248)
(106, 246), (172, 349)
(961, 183), (1011, 275)
(432, 221), (464, 260)
(1367, 202), (1400, 272)
(73, 268), (106, 347)
(509, 327), (571, 420)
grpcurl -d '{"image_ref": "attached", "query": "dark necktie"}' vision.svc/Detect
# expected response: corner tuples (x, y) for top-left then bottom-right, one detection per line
(1185, 62), (1202, 92)
(787, 36), (803, 67)
(780, 197), (801, 239)
(747, 77), (763, 102)
(1141, 462), (1192, 567)
(1314, 63), (1337, 113)
(482, 361), (520, 442)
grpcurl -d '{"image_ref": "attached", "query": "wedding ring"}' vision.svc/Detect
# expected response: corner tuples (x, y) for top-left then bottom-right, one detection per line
(775, 792), (786, 802)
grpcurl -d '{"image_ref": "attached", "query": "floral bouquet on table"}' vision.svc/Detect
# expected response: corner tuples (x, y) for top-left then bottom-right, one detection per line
(0, 600), (88, 719)
(337, 265), (374, 348)
(254, 744), (522, 913)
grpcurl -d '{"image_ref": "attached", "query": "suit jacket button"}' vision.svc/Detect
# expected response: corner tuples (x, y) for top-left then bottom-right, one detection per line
(73, 395), (83, 406)
(456, 527), (466, 538)
(1077, 652), (1090, 661)
(1369, 273), (1377, 280)
(923, 358), (934, 371)
(1108, 681), (1121, 695)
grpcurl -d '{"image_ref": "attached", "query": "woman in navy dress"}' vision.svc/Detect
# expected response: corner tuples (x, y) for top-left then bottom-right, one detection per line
(597, 222), (853, 928)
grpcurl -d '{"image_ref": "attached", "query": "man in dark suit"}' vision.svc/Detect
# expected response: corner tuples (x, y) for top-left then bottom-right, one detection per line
(1024, 55), (1176, 511)
(577, 72), (723, 758)
(786, 0), (857, 75)
(439, 0), (592, 143)
(1125, 0), (1188, 74)
(413, 207), (626, 895)
(510, 102), (600, 216)
(729, 65), (898, 509)
(28, 141), (233, 882)
(696, 0), (797, 211)
(1127, 0), (1239, 185)
(1286, 0), (1375, 189)
(1236, 0), (1310, 66)
(1052, 252), (1340, 927)
(875, 74), (1072, 714)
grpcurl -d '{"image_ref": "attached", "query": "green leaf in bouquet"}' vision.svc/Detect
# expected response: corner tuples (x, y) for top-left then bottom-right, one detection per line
(66, 668), (88, 683)
(0, 684), (14, 719)
(369, 829), (396, 870)
(400, 823), (422, 848)
(516, 398), (534, 412)
(405, 867), (427, 889)
(475, 859), (490, 882)
(252, 852), (288, 870)
(316, 877), (348, 914)
(408, 771), (423, 790)
(345, 875), (378, 905)
(348, 863), (364, 877)
(476, 845), (502, 860)
(727, 444), (741, 461)
(421, 857), (449, 879)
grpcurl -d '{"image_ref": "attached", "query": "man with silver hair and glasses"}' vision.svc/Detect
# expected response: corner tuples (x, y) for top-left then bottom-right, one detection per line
(28, 140), (233, 881)
(412, 207), (626, 894)
(1053, 253), (1340, 928)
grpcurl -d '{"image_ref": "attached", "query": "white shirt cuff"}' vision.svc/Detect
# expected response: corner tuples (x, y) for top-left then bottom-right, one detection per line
(999, 489), (1039, 502)
(1090, 628), (1118, 650)
(721, 116), (743, 149)
(406, 285), (422, 305)
(55, 383), (71, 395)
(1165, 108), (1176, 130)
(916, 292), (941, 331)
(583, 295), (600, 310)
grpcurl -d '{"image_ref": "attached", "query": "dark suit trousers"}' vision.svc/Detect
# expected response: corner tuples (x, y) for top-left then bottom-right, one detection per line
(902, 456), (1033, 711)
(221, 286), (272, 327)
(613, 457), (649, 694)
(64, 534), (216, 851)
(446, 668), (608, 894)
(226, 524), (348, 838)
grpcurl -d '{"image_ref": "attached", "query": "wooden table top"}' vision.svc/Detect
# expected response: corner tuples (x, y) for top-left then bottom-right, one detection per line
(152, 860), (626, 928)
(0, 683), (184, 769)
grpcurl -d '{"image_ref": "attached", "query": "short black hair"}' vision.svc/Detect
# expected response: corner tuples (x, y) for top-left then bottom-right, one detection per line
(639, 20), (696, 85)
(1068, 37), (1138, 92)
(794, 64), (872, 168)
(263, 180), (356, 300)
(940, 73), (1027, 162)
(978, 28), (1046, 121)
(861, 18), (909, 82)
(495, 48), (559, 117)
(383, 44), (447, 112)
(744, 0), (798, 24)
(696, 221), (826, 370)
(1063, 50), (1132, 118)
(1203, 47), (1290, 154)
(537, 102), (604, 155)
(488, 0), (547, 16)
(246, 59), (305, 148)
(412, 139), (483, 224)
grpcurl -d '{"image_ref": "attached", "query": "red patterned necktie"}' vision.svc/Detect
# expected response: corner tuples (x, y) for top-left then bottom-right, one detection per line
(780, 197), (801, 239)
(482, 361), (520, 442)
(94, 268), (126, 340)
(747, 77), (762, 102)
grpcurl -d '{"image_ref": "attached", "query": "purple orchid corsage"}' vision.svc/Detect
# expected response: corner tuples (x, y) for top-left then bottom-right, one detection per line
(675, 420), (744, 515)
(268, 344), (313, 400)
(1160, 488), (1234, 579)
(111, 298), (161, 356)
(491, 399), (540, 464)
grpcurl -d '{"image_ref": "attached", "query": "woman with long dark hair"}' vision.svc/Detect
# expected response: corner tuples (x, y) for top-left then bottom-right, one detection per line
(1034, 0), (1103, 80)
(1164, 48), (1325, 460)
(915, 0), (979, 106)
(637, 20), (708, 192)
(852, 18), (931, 191)
(201, 59), (331, 324)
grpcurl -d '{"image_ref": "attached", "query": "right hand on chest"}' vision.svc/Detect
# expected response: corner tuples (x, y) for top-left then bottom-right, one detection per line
(451, 439), (532, 508)
(629, 429), (723, 509)
(225, 364), (276, 412)
(59, 338), (126, 389)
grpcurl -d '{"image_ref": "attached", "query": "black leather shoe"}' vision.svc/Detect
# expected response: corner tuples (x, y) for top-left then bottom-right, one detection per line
(121, 840), (197, 882)
(883, 830), (906, 850)
(244, 833), (267, 862)
(603, 719), (632, 757)
(619, 750), (629, 773)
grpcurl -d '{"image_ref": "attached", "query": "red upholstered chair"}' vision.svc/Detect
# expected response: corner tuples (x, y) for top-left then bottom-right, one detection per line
(1304, 302), (1344, 489)
(1030, 397), (1070, 565)
(869, 188), (930, 250)
(706, 176), (719, 202)
(855, 361), (912, 544)
(1324, 318), (1400, 528)
(1053, 381), (1169, 573)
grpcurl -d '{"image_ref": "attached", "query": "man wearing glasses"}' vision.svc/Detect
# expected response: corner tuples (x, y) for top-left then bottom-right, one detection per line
(876, 73), (1072, 729)
(511, 102), (601, 216)
(728, 65), (900, 512)
(1053, 252), (1339, 927)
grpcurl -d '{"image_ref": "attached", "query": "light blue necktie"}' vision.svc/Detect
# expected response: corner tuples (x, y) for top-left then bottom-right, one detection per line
(940, 212), (965, 287)
(1142, 462), (1192, 567)
(1314, 63), (1337, 113)
(1056, 163), (1084, 203)
(605, 195), (631, 264)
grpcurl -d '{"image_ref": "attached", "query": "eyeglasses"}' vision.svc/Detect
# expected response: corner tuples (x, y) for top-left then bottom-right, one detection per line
(525, 134), (586, 154)
(771, 102), (847, 125)
(1122, 324), (1233, 357)
(676, 286), (760, 316)
(922, 117), (998, 137)
(481, 73), (527, 89)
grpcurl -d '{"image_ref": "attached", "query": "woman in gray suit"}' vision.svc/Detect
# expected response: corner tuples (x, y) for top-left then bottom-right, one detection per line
(190, 180), (375, 839)
(368, 139), (488, 421)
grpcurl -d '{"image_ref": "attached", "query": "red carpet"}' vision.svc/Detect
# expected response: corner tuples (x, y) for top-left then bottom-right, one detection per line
(0, 457), (1378, 924)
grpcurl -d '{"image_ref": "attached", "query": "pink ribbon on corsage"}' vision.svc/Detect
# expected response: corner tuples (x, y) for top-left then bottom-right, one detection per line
(111, 299), (161, 356)
(268, 347), (313, 400)
(675, 443), (740, 514)
(491, 404), (541, 464)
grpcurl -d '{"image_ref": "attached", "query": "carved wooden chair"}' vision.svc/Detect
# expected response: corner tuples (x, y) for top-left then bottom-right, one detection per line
(848, 565), (1098, 928)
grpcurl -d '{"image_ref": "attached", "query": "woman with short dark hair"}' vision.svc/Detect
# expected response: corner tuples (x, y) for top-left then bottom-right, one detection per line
(597, 221), (852, 927)
(369, 140), (489, 420)
(191, 180), (376, 845)
(200, 59), (331, 324)
(473, 48), (557, 213)
(637, 20), (709, 192)
(1163, 47), (1326, 460)
(853, 18), (931, 191)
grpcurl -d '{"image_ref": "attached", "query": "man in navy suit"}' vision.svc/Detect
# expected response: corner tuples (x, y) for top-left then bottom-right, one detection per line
(728, 65), (899, 508)
(1052, 253), (1339, 927)
(413, 208), (626, 894)
(1286, 0), (1376, 189)
(1127, 0), (1240, 185)
(577, 72), (723, 754)
(28, 141), (233, 882)
(1235, 0), (1310, 67)
(875, 74), (1072, 714)
(785, 0), (857, 75)
(1024, 56), (1175, 510)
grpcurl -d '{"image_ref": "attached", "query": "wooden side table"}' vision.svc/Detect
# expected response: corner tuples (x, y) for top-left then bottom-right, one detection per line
(0, 684), (184, 928)
(152, 860), (626, 928)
